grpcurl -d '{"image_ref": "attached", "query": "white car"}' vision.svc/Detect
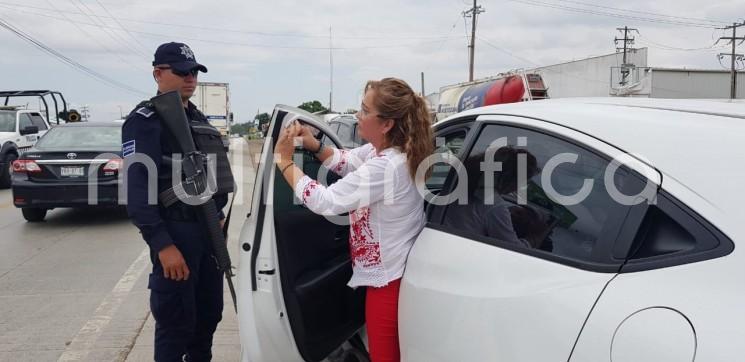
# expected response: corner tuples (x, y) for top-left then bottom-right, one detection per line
(0, 107), (51, 188)
(238, 98), (744, 362)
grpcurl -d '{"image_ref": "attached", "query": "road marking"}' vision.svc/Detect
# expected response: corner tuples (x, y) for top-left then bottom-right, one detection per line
(57, 247), (150, 362)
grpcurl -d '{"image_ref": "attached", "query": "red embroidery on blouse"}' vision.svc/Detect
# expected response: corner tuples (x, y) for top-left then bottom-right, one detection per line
(302, 180), (319, 204)
(349, 207), (380, 268)
(334, 150), (349, 174)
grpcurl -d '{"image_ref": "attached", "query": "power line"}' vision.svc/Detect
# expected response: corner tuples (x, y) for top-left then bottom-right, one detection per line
(423, 14), (463, 75)
(506, 0), (720, 28)
(0, 4), (466, 50)
(476, 36), (541, 66)
(67, 0), (149, 59)
(0, 1), (462, 41)
(0, 16), (148, 96)
(43, 0), (147, 73)
(92, 0), (152, 55)
(635, 33), (726, 52)
(551, 0), (729, 25)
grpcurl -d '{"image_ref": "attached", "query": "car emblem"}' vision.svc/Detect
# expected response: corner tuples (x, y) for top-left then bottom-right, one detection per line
(66, 152), (77, 160)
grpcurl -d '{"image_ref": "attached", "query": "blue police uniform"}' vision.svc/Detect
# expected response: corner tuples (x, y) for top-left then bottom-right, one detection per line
(123, 100), (228, 362)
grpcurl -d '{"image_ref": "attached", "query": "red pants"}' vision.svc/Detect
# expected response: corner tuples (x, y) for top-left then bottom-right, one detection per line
(366, 278), (402, 362)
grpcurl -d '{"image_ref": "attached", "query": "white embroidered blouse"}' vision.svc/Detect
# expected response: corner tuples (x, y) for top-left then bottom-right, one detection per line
(293, 143), (426, 288)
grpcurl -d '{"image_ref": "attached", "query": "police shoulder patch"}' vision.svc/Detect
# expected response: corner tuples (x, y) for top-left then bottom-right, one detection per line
(135, 107), (154, 118)
(122, 140), (136, 157)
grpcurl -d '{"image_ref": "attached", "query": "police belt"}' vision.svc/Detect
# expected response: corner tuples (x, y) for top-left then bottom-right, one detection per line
(160, 201), (199, 222)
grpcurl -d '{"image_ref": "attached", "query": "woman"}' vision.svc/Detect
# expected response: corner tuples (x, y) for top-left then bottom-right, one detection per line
(274, 78), (433, 361)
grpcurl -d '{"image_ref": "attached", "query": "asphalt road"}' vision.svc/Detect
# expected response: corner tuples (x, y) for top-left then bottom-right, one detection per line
(0, 137), (260, 362)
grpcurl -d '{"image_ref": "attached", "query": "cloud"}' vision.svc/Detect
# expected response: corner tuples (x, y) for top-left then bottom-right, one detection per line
(0, 0), (740, 122)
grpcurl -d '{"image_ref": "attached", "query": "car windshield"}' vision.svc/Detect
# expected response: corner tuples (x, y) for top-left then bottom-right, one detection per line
(36, 126), (121, 150)
(0, 112), (15, 132)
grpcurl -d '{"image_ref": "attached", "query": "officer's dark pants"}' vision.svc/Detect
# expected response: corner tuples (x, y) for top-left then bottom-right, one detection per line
(148, 220), (224, 362)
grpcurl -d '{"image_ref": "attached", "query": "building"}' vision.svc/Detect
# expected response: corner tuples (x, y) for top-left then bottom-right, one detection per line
(429, 48), (744, 120)
(527, 47), (745, 99)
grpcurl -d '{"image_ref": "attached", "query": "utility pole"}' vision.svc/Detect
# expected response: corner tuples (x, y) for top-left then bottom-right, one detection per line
(463, 0), (485, 81)
(614, 26), (638, 86)
(329, 26), (334, 112)
(421, 72), (425, 96)
(80, 105), (90, 122)
(717, 22), (745, 99)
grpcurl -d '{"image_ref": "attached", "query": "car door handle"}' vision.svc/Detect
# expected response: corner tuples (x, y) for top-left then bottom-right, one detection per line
(258, 269), (275, 275)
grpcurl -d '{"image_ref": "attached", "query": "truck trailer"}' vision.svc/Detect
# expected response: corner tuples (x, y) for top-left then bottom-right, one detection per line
(192, 82), (232, 150)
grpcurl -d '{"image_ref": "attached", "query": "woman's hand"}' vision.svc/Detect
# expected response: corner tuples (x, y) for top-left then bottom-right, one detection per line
(275, 122), (302, 166)
(297, 124), (320, 151)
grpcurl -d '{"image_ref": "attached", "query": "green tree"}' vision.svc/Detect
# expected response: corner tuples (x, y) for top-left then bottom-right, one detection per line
(230, 122), (251, 136)
(255, 112), (271, 127)
(297, 100), (328, 113)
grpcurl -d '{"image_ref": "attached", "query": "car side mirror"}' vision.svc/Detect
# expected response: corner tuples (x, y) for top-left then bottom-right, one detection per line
(20, 125), (39, 135)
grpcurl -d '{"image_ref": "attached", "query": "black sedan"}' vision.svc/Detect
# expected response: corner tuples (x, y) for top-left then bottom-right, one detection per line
(12, 121), (123, 221)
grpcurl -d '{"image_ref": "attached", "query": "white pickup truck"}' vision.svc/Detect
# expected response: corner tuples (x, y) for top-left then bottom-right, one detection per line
(0, 107), (51, 188)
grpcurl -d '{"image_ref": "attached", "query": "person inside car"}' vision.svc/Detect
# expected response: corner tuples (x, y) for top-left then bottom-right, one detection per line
(274, 77), (434, 362)
(444, 146), (543, 248)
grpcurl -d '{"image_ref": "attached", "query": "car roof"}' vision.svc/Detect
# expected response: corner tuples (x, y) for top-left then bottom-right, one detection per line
(441, 97), (745, 234)
(55, 120), (123, 127)
(328, 115), (357, 124)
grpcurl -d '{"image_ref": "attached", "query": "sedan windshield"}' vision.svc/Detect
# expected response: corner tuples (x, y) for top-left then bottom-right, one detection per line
(36, 126), (121, 150)
(0, 112), (16, 132)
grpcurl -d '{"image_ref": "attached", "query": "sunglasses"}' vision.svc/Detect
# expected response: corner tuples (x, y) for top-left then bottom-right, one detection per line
(156, 66), (199, 78)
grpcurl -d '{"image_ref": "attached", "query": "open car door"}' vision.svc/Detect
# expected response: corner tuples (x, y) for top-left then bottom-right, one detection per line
(238, 105), (367, 362)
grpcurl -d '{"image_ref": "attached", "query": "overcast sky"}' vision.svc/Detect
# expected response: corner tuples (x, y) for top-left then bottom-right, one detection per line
(1, 0), (743, 122)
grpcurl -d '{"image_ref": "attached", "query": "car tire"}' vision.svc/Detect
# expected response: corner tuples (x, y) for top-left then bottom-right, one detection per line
(0, 153), (18, 189)
(22, 208), (47, 222)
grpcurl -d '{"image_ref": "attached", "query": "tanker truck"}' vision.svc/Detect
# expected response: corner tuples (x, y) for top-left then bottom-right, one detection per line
(435, 72), (548, 121)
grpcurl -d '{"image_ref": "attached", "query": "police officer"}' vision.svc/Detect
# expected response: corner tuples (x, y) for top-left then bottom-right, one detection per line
(122, 42), (231, 362)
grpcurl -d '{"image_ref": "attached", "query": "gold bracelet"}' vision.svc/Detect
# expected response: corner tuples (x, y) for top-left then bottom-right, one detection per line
(280, 161), (295, 175)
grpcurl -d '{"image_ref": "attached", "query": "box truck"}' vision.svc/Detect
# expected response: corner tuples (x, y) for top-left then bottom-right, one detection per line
(192, 82), (232, 150)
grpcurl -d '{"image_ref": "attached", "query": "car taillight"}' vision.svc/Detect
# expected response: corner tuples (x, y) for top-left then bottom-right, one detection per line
(103, 158), (123, 172)
(12, 160), (42, 173)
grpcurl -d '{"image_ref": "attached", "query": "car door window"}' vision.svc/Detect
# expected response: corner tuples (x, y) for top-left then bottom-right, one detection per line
(336, 123), (352, 146)
(436, 124), (635, 268)
(425, 129), (468, 192)
(352, 124), (364, 146)
(618, 190), (734, 272)
(18, 113), (33, 131)
(332, 122), (341, 133)
(29, 113), (48, 130)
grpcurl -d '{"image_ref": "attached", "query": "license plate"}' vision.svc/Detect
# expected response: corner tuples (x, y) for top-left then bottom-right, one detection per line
(60, 166), (84, 177)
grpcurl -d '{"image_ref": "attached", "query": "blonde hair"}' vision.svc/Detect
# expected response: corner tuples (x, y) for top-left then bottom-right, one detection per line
(365, 77), (434, 179)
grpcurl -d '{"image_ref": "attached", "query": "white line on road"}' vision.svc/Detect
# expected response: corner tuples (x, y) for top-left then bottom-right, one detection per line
(57, 247), (151, 362)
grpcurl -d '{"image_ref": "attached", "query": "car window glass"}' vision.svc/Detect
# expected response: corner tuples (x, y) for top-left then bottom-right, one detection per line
(320, 124), (341, 150)
(440, 124), (631, 263)
(330, 122), (340, 133)
(353, 124), (365, 146)
(336, 123), (352, 144)
(426, 129), (468, 191)
(19, 114), (33, 130)
(29, 113), (48, 130)
(0, 112), (15, 132)
(35, 127), (121, 149)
